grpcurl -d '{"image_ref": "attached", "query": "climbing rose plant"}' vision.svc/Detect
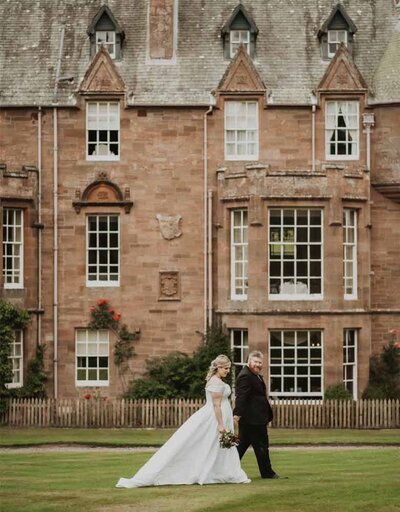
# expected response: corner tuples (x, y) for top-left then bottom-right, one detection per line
(88, 299), (139, 366)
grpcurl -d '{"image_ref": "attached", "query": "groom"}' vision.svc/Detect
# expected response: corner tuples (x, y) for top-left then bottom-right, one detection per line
(233, 351), (284, 479)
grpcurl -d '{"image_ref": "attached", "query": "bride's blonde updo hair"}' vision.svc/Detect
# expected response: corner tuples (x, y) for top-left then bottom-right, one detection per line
(205, 354), (231, 381)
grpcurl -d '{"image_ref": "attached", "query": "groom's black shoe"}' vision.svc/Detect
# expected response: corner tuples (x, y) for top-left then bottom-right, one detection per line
(263, 474), (288, 479)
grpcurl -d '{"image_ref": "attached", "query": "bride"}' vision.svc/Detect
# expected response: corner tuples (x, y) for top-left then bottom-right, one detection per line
(116, 354), (250, 487)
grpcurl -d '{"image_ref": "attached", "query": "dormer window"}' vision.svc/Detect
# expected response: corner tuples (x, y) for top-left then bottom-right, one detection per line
(88, 5), (124, 60)
(96, 31), (116, 59)
(222, 4), (258, 60)
(318, 4), (356, 60)
(230, 30), (250, 57)
(327, 29), (348, 58)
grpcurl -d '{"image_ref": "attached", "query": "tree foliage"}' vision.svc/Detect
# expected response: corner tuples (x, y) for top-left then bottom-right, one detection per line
(124, 321), (232, 399)
(0, 300), (31, 412)
(362, 339), (400, 399)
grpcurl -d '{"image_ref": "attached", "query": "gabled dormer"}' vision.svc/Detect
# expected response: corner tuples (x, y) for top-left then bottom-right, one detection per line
(87, 5), (125, 60)
(318, 4), (357, 60)
(221, 4), (258, 60)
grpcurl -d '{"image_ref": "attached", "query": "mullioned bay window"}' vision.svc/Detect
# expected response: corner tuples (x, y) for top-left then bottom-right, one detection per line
(268, 209), (323, 300)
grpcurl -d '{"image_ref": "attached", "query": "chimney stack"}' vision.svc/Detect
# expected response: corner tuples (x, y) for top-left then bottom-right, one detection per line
(149, 0), (175, 60)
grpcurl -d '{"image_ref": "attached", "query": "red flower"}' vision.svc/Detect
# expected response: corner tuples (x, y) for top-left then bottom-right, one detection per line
(389, 329), (397, 336)
(102, 396), (108, 401)
(97, 298), (108, 306)
(83, 394), (91, 400)
(394, 341), (400, 350)
(113, 312), (121, 321)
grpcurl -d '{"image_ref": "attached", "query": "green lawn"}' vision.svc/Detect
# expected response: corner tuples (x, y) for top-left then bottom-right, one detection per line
(1, 427), (400, 446)
(1, 448), (399, 512)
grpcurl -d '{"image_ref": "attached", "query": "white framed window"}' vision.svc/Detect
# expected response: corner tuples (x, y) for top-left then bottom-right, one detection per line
(230, 30), (250, 57)
(269, 330), (323, 398)
(86, 215), (120, 287)
(326, 101), (359, 160)
(269, 209), (323, 300)
(343, 329), (357, 399)
(6, 330), (23, 389)
(328, 29), (348, 58)
(230, 329), (249, 376)
(2, 208), (23, 289)
(96, 30), (116, 58)
(231, 209), (248, 300)
(86, 102), (120, 161)
(343, 209), (357, 299)
(76, 329), (109, 386)
(225, 101), (259, 160)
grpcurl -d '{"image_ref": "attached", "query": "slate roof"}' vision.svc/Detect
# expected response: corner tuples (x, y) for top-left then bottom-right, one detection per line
(0, 0), (399, 107)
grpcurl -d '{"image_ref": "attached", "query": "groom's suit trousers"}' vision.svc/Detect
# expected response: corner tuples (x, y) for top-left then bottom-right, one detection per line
(237, 423), (274, 478)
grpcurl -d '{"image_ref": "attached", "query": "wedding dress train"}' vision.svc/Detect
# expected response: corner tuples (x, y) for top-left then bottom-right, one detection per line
(116, 382), (249, 487)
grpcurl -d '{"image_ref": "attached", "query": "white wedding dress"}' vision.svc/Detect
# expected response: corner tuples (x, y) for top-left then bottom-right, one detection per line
(116, 381), (249, 487)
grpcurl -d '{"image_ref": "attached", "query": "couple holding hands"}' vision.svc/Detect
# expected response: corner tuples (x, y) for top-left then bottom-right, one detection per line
(117, 351), (285, 488)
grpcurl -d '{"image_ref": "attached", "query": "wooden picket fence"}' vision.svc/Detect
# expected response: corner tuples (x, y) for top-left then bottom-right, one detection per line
(1, 398), (399, 429)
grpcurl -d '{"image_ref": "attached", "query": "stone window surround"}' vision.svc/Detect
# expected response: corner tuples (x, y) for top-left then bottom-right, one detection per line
(269, 329), (324, 398)
(76, 328), (109, 387)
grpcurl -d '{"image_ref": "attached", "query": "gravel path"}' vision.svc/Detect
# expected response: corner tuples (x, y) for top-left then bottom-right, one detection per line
(1, 444), (398, 453)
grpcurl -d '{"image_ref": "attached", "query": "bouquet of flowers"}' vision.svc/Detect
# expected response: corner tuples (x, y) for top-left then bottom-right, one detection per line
(219, 430), (240, 449)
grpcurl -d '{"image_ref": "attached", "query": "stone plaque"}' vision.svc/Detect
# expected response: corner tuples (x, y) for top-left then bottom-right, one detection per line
(156, 214), (182, 240)
(159, 271), (180, 301)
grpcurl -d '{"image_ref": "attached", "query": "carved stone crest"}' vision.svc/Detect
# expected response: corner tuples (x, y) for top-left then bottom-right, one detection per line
(159, 271), (180, 301)
(156, 214), (182, 240)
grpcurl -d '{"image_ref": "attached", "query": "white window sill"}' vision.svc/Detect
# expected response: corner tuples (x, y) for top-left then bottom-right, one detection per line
(230, 295), (248, 301)
(4, 284), (24, 290)
(225, 155), (259, 161)
(325, 155), (359, 161)
(76, 381), (109, 387)
(5, 382), (23, 389)
(86, 281), (120, 288)
(86, 155), (120, 162)
(268, 294), (323, 301)
(344, 294), (358, 300)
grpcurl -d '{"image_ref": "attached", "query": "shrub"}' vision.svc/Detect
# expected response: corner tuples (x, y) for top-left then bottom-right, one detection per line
(324, 383), (353, 400)
(124, 320), (232, 399)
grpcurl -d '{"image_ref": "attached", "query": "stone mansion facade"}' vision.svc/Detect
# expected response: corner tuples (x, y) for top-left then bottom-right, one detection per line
(1, 0), (399, 398)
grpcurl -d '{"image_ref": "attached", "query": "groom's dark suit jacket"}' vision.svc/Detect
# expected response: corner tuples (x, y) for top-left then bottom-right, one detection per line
(233, 365), (273, 425)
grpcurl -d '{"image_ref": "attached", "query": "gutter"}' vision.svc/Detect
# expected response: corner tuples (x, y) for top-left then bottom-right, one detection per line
(203, 105), (213, 333)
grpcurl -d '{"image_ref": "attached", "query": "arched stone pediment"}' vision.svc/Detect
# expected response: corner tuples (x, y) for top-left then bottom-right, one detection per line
(73, 172), (133, 213)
